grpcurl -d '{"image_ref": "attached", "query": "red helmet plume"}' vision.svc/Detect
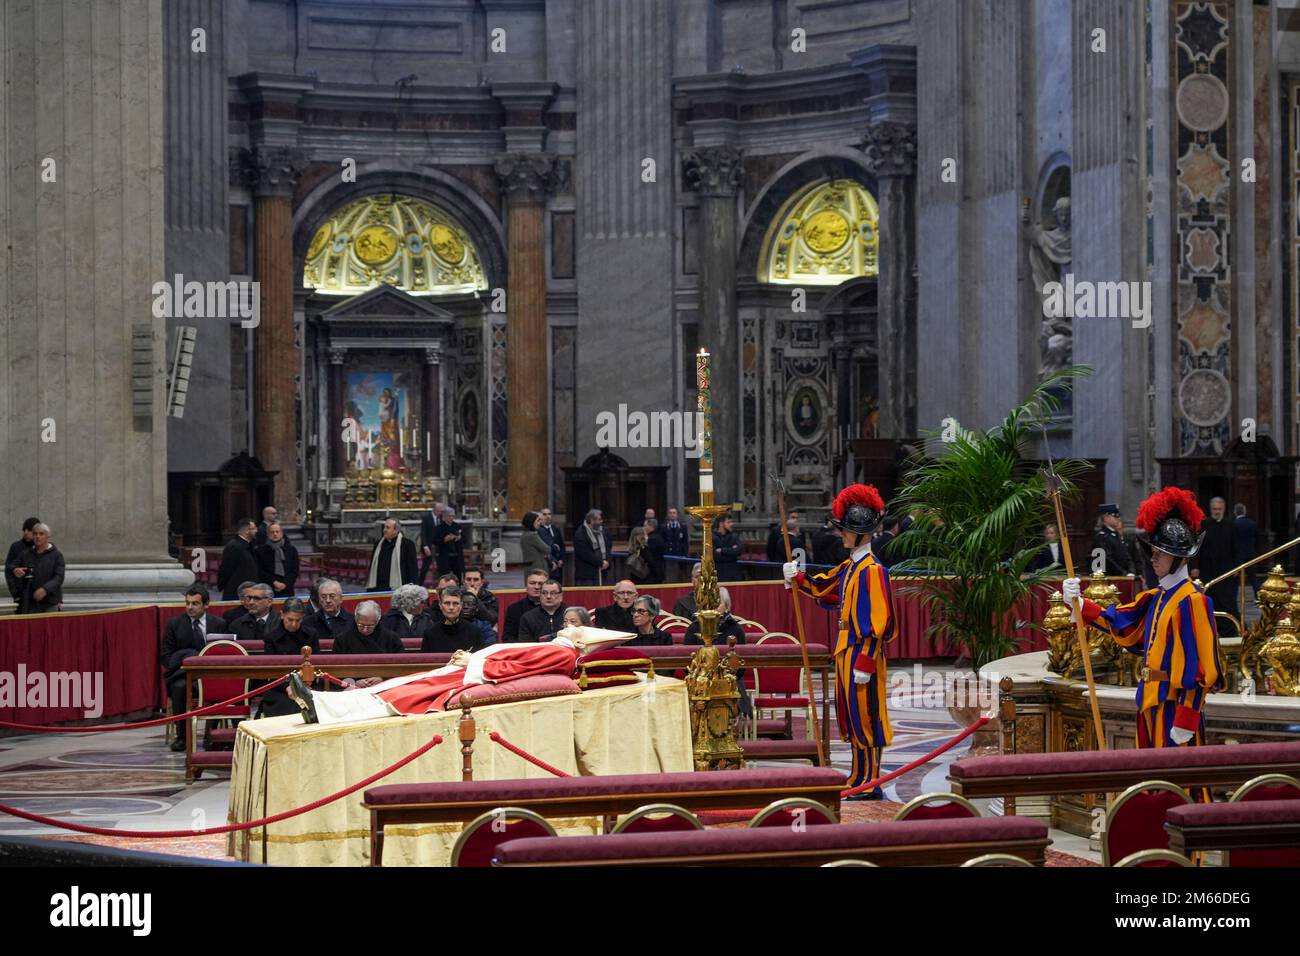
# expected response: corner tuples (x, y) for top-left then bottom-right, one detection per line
(831, 484), (885, 522)
(1136, 487), (1204, 536)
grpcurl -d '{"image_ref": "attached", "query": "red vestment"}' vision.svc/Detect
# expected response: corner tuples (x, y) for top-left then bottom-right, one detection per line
(374, 643), (578, 715)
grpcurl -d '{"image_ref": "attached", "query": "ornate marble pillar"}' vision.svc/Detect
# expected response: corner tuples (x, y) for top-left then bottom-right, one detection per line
(424, 346), (442, 478)
(862, 122), (918, 439)
(235, 146), (308, 518)
(327, 348), (347, 479)
(495, 154), (566, 519)
(683, 145), (743, 504)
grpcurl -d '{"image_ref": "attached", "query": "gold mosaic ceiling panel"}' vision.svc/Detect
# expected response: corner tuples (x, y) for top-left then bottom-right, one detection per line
(303, 193), (488, 296)
(759, 178), (879, 285)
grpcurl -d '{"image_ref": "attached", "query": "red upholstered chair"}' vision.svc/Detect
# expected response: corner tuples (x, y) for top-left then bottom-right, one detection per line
(452, 808), (557, 868)
(194, 640), (251, 750)
(821, 859), (879, 867)
(1114, 849), (1192, 868)
(660, 617), (691, 645)
(748, 797), (837, 828)
(1102, 780), (1192, 867)
(961, 853), (1033, 867)
(751, 633), (813, 740)
(893, 793), (981, 822)
(1225, 773), (1300, 866)
(734, 617), (768, 639)
(611, 803), (704, 834)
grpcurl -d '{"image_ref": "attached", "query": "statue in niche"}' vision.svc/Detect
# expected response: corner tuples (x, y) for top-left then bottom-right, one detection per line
(1029, 195), (1072, 376)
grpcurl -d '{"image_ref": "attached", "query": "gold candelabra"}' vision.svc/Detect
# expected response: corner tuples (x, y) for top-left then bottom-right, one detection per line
(685, 348), (744, 771)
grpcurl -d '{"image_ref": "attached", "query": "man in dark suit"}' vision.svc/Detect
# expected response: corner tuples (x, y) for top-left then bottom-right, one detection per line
(766, 511), (810, 565)
(644, 518), (668, 584)
(1192, 496), (1238, 635)
(366, 518), (419, 592)
(431, 508), (466, 582)
(574, 509), (613, 586)
(4, 516), (39, 611)
(594, 579), (638, 632)
(333, 600), (404, 654)
(218, 518), (260, 600)
(537, 507), (566, 580)
(418, 504), (444, 586)
(1027, 522), (1064, 574)
(256, 522), (299, 597)
(813, 514), (848, 568)
(231, 584), (280, 642)
(871, 513), (902, 568)
(254, 505), (279, 547)
(160, 585), (227, 751)
(422, 587), (493, 652)
(661, 507), (688, 558)
(255, 598), (320, 718)
(1232, 503), (1260, 598)
(222, 582), (258, 627)
(302, 578), (354, 643)
(504, 570), (547, 641)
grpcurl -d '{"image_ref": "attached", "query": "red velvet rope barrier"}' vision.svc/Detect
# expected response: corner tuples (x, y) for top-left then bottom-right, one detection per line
(488, 730), (572, 777)
(840, 715), (990, 798)
(0, 734), (445, 838)
(317, 671), (350, 688)
(0, 675), (291, 733)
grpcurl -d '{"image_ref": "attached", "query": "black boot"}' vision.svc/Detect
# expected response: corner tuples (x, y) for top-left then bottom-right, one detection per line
(285, 672), (319, 724)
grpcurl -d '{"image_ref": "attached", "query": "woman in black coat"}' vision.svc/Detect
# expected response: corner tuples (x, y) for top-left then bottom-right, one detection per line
(626, 595), (671, 647)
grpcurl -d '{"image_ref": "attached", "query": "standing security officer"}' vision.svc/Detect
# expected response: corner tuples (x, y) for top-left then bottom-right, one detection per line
(1094, 503), (1135, 576)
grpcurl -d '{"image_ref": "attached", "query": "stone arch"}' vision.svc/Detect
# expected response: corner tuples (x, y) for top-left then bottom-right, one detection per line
(737, 147), (878, 282)
(292, 163), (507, 293)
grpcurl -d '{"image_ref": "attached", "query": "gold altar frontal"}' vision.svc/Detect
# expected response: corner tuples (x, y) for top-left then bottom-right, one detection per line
(227, 678), (693, 866)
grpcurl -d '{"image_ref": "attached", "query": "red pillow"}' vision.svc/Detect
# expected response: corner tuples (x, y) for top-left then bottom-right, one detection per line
(444, 673), (581, 710)
(575, 647), (653, 690)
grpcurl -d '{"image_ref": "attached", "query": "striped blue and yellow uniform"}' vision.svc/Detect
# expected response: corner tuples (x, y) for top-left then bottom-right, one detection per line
(1083, 576), (1224, 749)
(796, 550), (895, 791)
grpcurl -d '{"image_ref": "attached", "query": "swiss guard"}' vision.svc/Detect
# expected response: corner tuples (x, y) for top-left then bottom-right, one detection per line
(783, 484), (895, 799)
(1063, 487), (1224, 749)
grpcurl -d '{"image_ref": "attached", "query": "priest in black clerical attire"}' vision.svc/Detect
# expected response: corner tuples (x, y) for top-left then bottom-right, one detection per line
(1193, 496), (1239, 636)
(332, 601), (404, 654)
(366, 518), (419, 592)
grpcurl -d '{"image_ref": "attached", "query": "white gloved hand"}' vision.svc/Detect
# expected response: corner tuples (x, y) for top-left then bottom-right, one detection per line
(1062, 577), (1083, 622)
(853, 669), (872, 686)
(782, 561), (799, 590)
(1170, 726), (1194, 745)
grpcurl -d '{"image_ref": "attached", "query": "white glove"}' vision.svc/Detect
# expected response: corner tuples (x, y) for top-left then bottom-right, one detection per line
(1170, 726), (1194, 745)
(1062, 577), (1082, 622)
(782, 561), (799, 589)
(853, 670), (872, 686)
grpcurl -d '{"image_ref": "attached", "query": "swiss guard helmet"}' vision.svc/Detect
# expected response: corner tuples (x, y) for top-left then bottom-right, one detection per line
(830, 484), (885, 536)
(1135, 487), (1205, 559)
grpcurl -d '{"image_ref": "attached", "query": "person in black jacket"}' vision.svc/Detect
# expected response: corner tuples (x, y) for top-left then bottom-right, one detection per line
(4, 516), (38, 611)
(381, 584), (436, 644)
(1026, 523), (1064, 574)
(1232, 503), (1260, 598)
(222, 582), (259, 628)
(643, 518), (668, 584)
(231, 584), (280, 642)
(713, 514), (743, 582)
(1093, 504), (1135, 577)
(661, 507), (689, 558)
(17, 524), (64, 614)
(255, 505), (279, 547)
(504, 570), (547, 641)
(431, 508), (467, 582)
(417, 503), (444, 586)
(573, 509), (613, 586)
(1192, 497), (1239, 635)
(766, 511), (810, 564)
(366, 518), (419, 592)
(462, 567), (499, 627)
(217, 518), (260, 600)
(812, 514), (847, 568)
(594, 580), (637, 632)
(421, 588), (492, 653)
(333, 600), (404, 654)
(672, 564), (702, 619)
(536, 507), (566, 581)
(256, 522), (299, 598)
(254, 598), (321, 718)
(628, 595), (671, 646)
(161, 585), (229, 750)
(518, 580), (568, 642)
(301, 578), (354, 642)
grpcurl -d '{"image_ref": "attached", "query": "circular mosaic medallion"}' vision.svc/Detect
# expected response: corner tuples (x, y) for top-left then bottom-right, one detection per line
(802, 210), (851, 254)
(353, 225), (400, 265)
(429, 223), (466, 264)
(307, 223), (331, 259)
(1178, 368), (1231, 427)
(1176, 73), (1229, 133)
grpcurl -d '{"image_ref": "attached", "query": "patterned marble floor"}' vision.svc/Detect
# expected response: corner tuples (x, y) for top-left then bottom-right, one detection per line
(0, 663), (1100, 863)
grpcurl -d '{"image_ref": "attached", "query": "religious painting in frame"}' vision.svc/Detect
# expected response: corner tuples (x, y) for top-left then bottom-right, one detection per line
(343, 369), (421, 474)
(785, 378), (829, 446)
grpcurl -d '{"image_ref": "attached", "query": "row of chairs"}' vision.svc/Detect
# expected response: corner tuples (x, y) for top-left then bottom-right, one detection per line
(447, 793), (1008, 867)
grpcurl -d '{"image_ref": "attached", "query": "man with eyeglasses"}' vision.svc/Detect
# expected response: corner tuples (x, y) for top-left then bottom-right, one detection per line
(231, 584), (280, 642)
(518, 580), (568, 642)
(302, 578), (354, 641)
(536, 507), (565, 581)
(332, 600), (404, 654)
(594, 579), (638, 632)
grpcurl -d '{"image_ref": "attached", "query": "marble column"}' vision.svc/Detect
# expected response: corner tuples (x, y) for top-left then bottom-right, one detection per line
(862, 122), (918, 439)
(0, 0), (193, 607)
(683, 145), (743, 504)
(236, 147), (307, 519)
(328, 348), (347, 479)
(495, 154), (565, 519)
(424, 347), (442, 478)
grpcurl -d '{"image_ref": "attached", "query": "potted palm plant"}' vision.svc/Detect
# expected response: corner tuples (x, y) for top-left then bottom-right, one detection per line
(888, 368), (1092, 740)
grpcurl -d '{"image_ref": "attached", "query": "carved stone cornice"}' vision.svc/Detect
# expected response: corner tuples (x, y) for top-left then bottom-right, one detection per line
(682, 145), (743, 198)
(861, 122), (917, 179)
(230, 146), (310, 198)
(494, 153), (568, 203)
